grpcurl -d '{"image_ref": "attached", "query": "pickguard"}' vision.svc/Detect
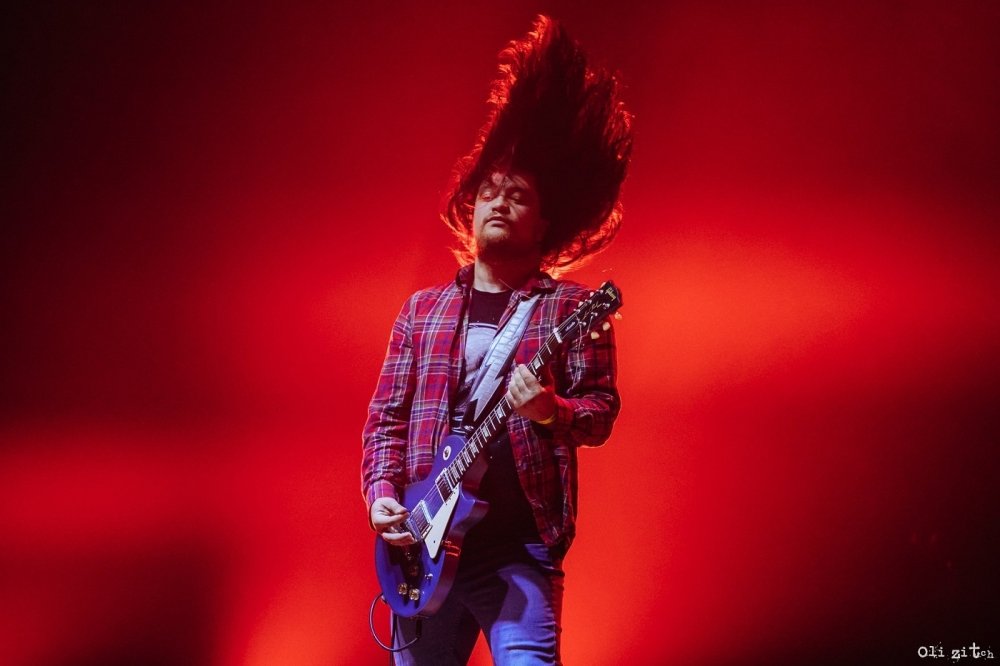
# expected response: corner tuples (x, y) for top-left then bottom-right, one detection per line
(424, 487), (459, 559)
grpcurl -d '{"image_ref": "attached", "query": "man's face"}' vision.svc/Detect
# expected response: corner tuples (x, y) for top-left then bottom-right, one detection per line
(472, 170), (547, 262)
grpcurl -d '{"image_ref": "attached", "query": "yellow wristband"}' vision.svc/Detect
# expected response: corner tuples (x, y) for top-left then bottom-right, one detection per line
(535, 411), (557, 426)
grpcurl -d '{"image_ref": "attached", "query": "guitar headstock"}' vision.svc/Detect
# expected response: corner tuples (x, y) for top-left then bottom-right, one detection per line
(557, 281), (624, 343)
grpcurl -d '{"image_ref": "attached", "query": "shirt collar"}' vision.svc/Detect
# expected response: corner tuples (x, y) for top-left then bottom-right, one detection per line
(454, 264), (556, 296)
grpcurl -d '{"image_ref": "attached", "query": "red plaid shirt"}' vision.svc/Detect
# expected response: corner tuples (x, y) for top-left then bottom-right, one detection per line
(361, 264), (619, 550)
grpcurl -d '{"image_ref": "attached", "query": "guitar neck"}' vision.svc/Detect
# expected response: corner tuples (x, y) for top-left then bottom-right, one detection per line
(446, 330), (560, 480)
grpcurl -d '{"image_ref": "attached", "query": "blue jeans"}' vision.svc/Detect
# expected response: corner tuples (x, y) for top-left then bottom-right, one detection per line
(392, 542), (565, 666)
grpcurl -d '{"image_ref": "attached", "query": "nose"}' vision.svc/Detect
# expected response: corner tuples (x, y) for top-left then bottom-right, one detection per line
(491, 196), (510, 213)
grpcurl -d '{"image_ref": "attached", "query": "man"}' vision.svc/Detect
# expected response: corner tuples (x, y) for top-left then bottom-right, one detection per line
(362, 16), (633, 665)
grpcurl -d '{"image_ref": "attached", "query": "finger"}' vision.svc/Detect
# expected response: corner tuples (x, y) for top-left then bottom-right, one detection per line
(377, 511), (408, 527)
(521, 371), (540, 392)
(519, 376), (543, 401)
(515, 366), (540, 391)
(505, 388), (519, 408)
(381, 531), (416, 546)
(508, 371), (526, 399)
(510, 384), (529, 408)
(517, 364), (537, 383)
(380, 498), (408, 515)
(372, 499), (409, 530)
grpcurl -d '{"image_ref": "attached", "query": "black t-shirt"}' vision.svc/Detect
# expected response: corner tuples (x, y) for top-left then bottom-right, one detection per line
(452, 289), (541, 547)
(450, 289), (509, 431)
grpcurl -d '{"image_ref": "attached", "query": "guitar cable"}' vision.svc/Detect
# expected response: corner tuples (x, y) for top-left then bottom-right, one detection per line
(369, 592), (422, 660)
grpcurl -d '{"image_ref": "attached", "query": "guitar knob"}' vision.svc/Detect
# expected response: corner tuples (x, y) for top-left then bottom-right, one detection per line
(397, 583), (409, 597)
(408, 588), (421, 602)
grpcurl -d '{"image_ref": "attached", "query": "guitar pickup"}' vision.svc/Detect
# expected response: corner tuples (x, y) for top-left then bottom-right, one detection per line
(415, 500), (432, 525)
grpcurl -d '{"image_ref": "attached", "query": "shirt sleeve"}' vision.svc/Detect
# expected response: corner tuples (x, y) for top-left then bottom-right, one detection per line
(361, 296), (417, 510)
(546, 310), (620, 447)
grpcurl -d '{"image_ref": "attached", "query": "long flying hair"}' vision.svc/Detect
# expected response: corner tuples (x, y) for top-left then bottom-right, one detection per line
(442, 15), (634, 275)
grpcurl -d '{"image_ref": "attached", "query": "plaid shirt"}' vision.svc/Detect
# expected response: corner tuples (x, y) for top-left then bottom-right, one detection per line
(361, 264), (619, 551)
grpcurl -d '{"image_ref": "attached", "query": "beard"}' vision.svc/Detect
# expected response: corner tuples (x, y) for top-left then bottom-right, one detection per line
(475, 228), (539, 264)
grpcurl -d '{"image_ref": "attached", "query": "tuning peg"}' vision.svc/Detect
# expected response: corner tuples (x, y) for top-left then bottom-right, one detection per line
(590, 331), (600, 340)
(602, 321), (611, 331)
(613, 312), (623, 320)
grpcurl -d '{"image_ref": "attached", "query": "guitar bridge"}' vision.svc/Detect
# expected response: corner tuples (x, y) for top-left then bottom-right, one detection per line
(401, 517), (426, 543)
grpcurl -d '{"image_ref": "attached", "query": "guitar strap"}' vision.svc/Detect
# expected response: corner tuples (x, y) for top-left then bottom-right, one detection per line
(464, 293), (541, 426)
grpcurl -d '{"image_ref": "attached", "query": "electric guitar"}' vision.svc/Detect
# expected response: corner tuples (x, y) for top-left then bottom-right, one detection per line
(374, 281), (623, 618)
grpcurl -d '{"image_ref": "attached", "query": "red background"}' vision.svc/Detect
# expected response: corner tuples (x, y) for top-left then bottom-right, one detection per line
(2, 2), (998, 664)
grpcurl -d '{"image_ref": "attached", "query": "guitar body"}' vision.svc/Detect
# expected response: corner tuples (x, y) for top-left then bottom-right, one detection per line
(374, 432), (489, 618)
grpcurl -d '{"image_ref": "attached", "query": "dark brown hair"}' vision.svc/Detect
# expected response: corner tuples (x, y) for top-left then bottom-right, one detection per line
(442, 16), (634, 275)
